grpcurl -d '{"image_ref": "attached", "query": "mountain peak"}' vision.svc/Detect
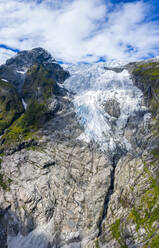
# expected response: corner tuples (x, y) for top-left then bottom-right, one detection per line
(5, 47), (57, 71)
(0, 48), (69, 90)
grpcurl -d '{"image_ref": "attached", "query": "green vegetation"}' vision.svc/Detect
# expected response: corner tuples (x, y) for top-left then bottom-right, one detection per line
(0, 173), (8, 190)
(109, 62), (159, 247)
(128, 160), (159, 246)
(0, 173), (13, 190)
(130, 62), (159, 246)
(0, 64), (58, 146)
(133, 62), (159, 81)
(110, 219), (128, 248)
(22, 64), (57, 103)
(19, 101), (46, 128)
(95, 239), (100, 248)
(0, 63), (58, 146)
(0, 159), (12, 190)
(0, 79), (24, 135)
(144, 234), (159, 248)
(2, 101), (46, 144)
(110, 219), (121, 241)
(133, 62), (159, 117)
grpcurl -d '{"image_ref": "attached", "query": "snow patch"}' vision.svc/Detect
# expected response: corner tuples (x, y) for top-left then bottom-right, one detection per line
(17, 70), (26, 74)
(144, 113), (151, 122)
(1, 78), (8, 82)
(22, 98), (27, 110)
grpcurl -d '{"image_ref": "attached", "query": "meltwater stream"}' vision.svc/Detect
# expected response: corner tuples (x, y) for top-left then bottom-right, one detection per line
(64, 62), (145, 153)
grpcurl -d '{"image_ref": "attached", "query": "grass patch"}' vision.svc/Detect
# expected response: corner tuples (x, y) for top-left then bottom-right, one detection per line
(0, 172), (12, 190)
(129, 162), (159, 244)
(95, 239), (100, 248)
(2, 101), (46, 144)
(133, 62), (159, 81)
(0, 79), (24, 135)
(22, 64), (57, 103)
(110, 219), (128, 248)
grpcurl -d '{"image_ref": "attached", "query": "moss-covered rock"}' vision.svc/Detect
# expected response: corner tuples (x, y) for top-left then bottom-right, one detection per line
(22, 64), (58, 104)
(110, 219), (128, 248)
(112, 61), (159, 247)
(0, 54), (68, 147)
(0, 63), (65, 146)
(1, 100), (47, 145)
(0, 79), (24, 135)
(132, 62), (159, 115)
(0, 47), (69, 90)
(133, 62), (159, 82)
(101, 61), (159, 247)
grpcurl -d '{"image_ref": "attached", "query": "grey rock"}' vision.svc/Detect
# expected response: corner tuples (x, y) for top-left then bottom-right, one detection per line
(104, 67), (125, 73)
(104, 99), (120, 118)
(0, 52), (159, 248)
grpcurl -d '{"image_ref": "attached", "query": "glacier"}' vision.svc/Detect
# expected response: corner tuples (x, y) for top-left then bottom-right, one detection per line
(6, 61), (148, 248)
(64, 62), (146, 153)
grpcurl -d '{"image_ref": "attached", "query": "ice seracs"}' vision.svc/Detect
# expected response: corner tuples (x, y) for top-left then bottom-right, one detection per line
(64, 62), (146, 153)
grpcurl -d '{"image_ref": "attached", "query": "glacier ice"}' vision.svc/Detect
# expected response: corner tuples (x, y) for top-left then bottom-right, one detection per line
(64, 62), (146, 152)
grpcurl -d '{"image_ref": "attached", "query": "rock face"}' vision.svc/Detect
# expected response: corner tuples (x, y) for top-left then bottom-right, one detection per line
(104, 99), (120, 118)
(0, 47), (69, 91)
(97, 61), (159, 248)
(0, 50), (159, 248)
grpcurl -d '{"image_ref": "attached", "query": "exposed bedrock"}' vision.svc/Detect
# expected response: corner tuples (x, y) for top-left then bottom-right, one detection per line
(0, 51), (159, 248)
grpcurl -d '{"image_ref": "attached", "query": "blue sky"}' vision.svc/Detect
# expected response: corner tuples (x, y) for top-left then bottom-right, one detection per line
(0, 0), (159, 64)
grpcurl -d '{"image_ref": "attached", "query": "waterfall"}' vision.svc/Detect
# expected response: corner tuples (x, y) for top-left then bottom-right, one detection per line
(22, 98), (27, 110)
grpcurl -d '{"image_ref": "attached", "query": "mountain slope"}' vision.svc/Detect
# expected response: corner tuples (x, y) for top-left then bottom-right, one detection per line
(0, 79), (24, 135)
(0, 49), (159, 248)
(97, 61), (159, 248)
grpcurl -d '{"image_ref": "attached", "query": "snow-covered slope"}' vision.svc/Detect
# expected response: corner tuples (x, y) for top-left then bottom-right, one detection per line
(64, 62), (146, 152)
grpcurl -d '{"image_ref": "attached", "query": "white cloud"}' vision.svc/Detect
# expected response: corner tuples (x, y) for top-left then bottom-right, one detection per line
(0, 0), (159, 63)
(0, 48), (16, 65)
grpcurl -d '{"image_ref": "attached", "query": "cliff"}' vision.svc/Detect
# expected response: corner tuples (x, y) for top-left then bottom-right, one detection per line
(0, 49), (159, 248)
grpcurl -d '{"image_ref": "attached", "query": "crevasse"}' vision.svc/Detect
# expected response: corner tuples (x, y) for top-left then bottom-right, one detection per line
(64, 62), (146, 152)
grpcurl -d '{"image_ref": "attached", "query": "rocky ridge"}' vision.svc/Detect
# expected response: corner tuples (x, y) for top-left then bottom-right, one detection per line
(0, 49), (159, 248)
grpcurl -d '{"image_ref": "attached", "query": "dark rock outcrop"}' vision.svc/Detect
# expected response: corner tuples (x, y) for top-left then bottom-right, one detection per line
(104, 66), (125, 73)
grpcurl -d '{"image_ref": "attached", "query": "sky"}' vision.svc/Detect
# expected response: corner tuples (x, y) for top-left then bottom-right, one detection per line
(0, 0), (159, 64)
